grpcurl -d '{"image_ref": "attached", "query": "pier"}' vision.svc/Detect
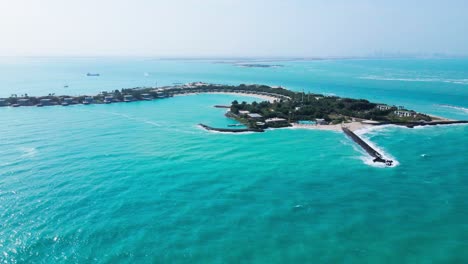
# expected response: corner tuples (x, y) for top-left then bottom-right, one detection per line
(199, 124), (264, 133)
(214, 105), (231, 108)
(342, 127), (393, 166)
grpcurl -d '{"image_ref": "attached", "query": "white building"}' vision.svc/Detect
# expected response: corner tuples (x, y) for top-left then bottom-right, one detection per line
(265, 117), (287, 123)
(18, 99), (30, 106)
(83, 97), (94, 104)
(124, 95), (133, 102)
(376, 104), (391, 111)
(315, 118), (328, 125)
(247, 113), (263, 119)
(104, 96), (113, 104)
(394, 110), (414, 117)
(142, 94), (152, 100)
(40, 98), (52, 106)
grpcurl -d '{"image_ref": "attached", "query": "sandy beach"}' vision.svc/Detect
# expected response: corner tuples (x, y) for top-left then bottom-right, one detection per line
(428, 114), (454, 121)
(174, 91), (278, 103)
(291, 121), (371, 132)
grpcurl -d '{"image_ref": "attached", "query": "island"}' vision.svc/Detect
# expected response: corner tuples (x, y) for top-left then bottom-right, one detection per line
(236, 63), (284, 68)
(2, 82), (466, 166)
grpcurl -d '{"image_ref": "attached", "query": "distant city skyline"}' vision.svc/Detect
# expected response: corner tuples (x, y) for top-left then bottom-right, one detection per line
(1, 0), (467, 57)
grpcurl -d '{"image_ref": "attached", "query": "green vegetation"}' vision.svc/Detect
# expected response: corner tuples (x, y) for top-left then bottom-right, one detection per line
(229, 89), (432, 124)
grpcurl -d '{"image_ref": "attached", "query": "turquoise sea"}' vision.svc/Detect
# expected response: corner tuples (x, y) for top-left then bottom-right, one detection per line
(0, 58), (467, 263)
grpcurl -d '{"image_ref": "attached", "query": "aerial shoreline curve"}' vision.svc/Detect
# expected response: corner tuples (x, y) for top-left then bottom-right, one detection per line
(2, 82), (466, 167)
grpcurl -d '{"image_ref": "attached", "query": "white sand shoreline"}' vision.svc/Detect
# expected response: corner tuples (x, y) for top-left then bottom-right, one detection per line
(173, 92), (278, 103)
(291, 122), (371, 132)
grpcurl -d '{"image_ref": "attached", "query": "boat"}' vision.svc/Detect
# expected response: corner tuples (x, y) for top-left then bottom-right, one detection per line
(62, 103), (69, 106)
(86, 73), (100, 77)
(36, 104), (43, 107)
(12, 104), (20, 107)
(64, 85), (69, 88)
(83, 101), (90, 105)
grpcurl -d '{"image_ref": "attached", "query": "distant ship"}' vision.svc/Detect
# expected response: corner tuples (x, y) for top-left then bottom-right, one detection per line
(86, 73), (100, 77)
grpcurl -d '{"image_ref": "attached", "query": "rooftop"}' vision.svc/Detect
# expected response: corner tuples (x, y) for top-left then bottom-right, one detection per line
(265, 117), (287, 123)
(247, 113), (263, 118)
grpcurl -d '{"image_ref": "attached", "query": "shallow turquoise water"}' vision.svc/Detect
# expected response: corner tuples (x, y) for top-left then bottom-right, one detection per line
(0, 59), (468, 263)
(1, 57), (467, 119)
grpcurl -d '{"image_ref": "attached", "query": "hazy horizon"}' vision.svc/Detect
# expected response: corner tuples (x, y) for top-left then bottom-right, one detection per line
(1, 0), (468, 57)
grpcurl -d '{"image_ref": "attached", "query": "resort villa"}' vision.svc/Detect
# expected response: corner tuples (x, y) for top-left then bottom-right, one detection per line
(394, 110), (415, 117)
(124, 95), (133, 102)
(141, 94), (152, 100)
(154, 89), (169, 98)
(18, 98), (30, 106)
(62, 98), (74, 105)
(39, 98), (52, 106)
(104, 96), (114, 104)
(316, 118), (328, 125)
(255, 121), (266, 128)
(247, 113), (263, 119)
(83, 97), (94, 104)
(376, 104), (392, 111)
(265, 117), (289, 126)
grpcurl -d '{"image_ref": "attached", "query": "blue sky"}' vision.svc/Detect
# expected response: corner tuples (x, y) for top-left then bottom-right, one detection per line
(0, 0), (467, 57)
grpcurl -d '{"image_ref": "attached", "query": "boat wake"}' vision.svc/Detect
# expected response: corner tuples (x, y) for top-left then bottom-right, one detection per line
(359, 75), (468, 85)
(436, 104), (468, 115)
(19, 147), (38, 158)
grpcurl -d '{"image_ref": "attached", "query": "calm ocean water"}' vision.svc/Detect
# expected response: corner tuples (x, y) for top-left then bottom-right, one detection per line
(0, 58), (467, 263)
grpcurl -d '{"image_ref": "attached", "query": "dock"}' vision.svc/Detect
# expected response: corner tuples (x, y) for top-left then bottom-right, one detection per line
(342, 127), (393, 166)
(199, 123), (264, 133)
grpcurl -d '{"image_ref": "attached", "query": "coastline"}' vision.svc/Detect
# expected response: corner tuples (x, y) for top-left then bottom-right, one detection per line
(291, 121), (371, 132)
(174, 91), (278, 103)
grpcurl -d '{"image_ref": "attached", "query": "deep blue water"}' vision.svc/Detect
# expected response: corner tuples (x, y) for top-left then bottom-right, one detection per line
(0, 58), (467, 263)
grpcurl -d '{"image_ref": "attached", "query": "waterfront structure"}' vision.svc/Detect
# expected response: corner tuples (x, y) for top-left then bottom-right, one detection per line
(124, 95), (133, 102)
(394, 110), (414, 117)
(142, 94), (152, 100)
(256, 121), (266, 128)
(0, 99), (8, 107)
(238, 110), (250, 116)
(63, 98), (74, 105)
(316, 118), (328, 125)
(247, 113), (263, 119)
(265, 117), (288, 123)
(104, 96), (113, 104)
(18, 99), (30, 106)
(40, 99), (52, 106)
(155, 89), (169, 98)
(83, 97), (94, 104)
(342, 127), (393, 166)
(376, 104), (392, 111)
